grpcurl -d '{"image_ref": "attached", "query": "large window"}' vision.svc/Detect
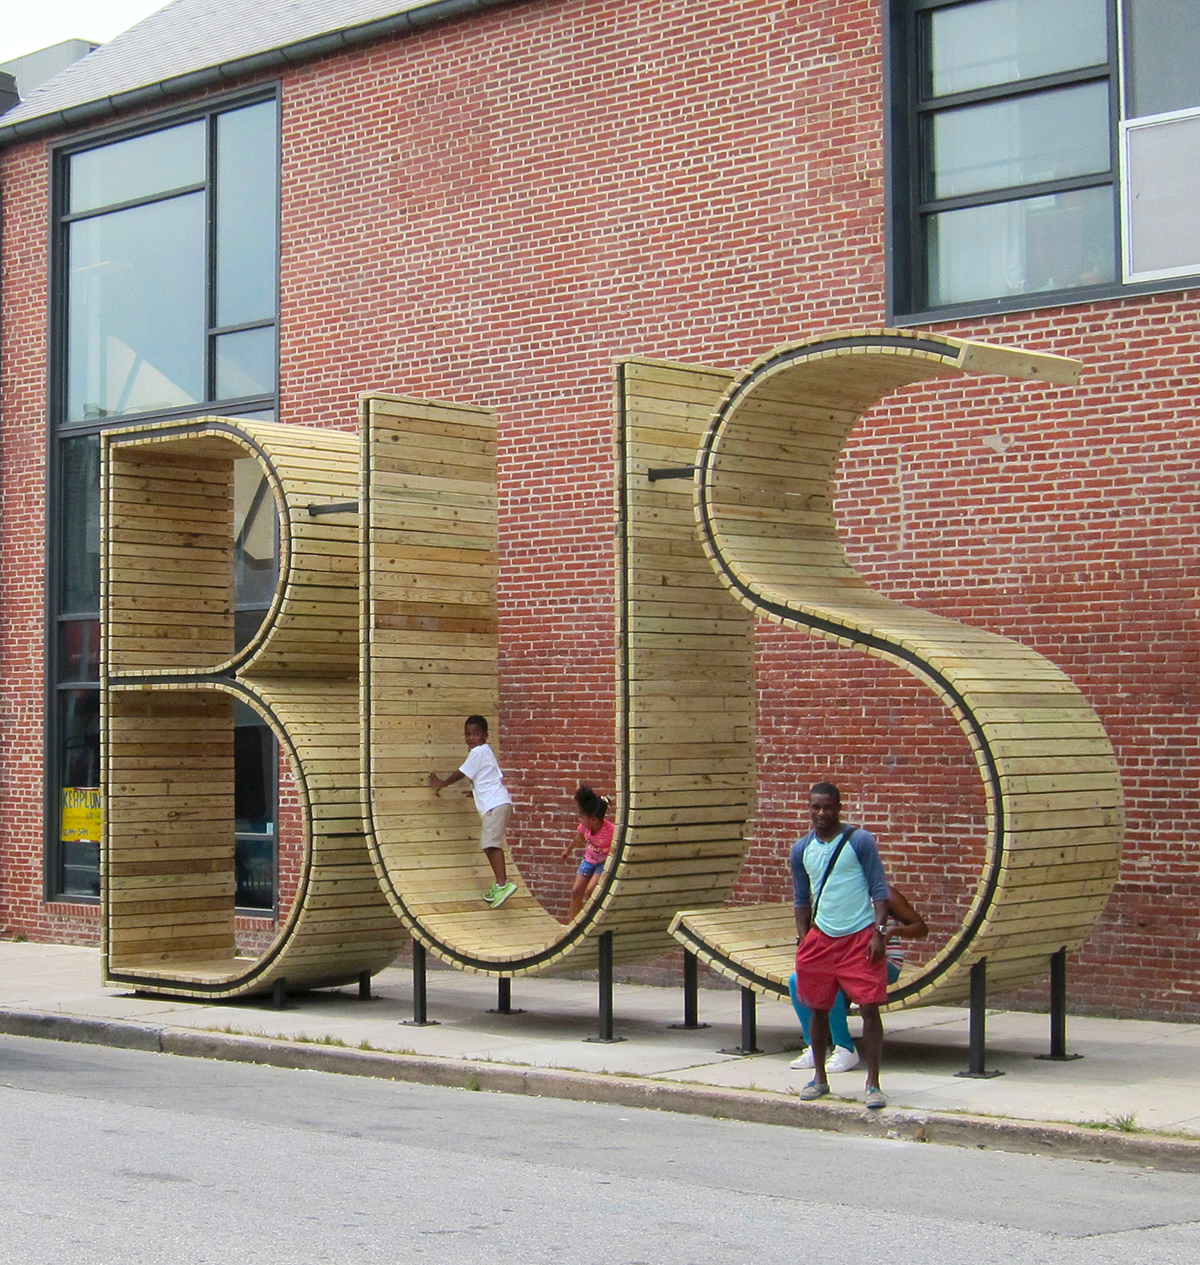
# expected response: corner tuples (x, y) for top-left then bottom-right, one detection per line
(890, 0), (1200, 315)
(49, 93), (280, 903)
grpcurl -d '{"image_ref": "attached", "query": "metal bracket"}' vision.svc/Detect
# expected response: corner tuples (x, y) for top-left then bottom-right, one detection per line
(488, 977), (525, 1015)
(669, 950), (709, 1030)
(955, 959), (1003, 1078)
(1037, 947), (1083, 1061)
(402, 940), (440, 1027)
(307, 500), (359, 516)
(718, 987), (761, 1055)
(584, 931), (626, 1043)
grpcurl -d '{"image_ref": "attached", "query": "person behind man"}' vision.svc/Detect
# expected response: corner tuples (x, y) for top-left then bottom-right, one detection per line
(792, 782), (890, 1109)
(788, 884), (927, 1072)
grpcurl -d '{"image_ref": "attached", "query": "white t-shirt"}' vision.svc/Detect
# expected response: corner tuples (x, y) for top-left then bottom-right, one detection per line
(458, 743), (512, 817)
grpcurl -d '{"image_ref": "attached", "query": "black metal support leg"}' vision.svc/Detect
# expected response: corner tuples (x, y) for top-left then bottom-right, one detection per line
(585, 931), (625, 1043)
(488, 976), (524, 1015)
(403, 940), (439, 1027)
(1038, 947), (1082, 1061)
(955, 959), (1002, 1078)
(358, 970), (372, 1000)
(719, 986), (762, 1055)
(271, 978), (288, 1010)
(670, 950), (709, 1030)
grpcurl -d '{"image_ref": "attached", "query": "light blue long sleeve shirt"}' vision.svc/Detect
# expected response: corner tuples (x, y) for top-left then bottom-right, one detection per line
(790, 826), (888, 937)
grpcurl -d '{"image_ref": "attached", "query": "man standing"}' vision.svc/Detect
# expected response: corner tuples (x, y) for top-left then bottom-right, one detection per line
(792, 782), (890, 1109)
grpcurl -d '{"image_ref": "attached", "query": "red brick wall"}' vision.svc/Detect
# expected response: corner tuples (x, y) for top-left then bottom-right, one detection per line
(2, 0), (1197, 1017)
(0, 139), (58, 938)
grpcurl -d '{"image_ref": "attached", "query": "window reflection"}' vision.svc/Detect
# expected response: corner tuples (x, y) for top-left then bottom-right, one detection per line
(59, 688), (101, 900)
(61, 435), (100, 614)
(925, 0), (1107, 97)
(69, 120), (205, 215)
(928, 83), (1110, 199)
(233, 456), (279, 650)
(60, 688), (100, 792)
(217, 326), (276, 401)
(1125, 0), (1200, 119)
(59, 620), (100, 683)
(68, 193), (206, 421)
(216, 102), (279, 327)
(927, 187), (1115, 305)
(234, 702), (276, 910)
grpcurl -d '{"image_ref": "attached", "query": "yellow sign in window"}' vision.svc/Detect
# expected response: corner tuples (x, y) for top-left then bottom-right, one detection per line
(61, 787), (103, 843)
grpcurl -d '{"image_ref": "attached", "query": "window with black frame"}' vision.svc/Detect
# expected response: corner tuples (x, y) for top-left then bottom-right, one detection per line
(891, 0), (1200, 316)
(50, 93), (281, 908)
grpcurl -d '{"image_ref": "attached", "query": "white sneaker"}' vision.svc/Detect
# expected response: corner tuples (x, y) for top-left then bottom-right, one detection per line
(827, 1045), (861, 1074)
(789, 1048), (814, 1070)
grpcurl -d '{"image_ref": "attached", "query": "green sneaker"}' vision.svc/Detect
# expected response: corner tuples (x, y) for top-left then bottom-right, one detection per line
(489, 881), (517, 909)
(482, 883), (500, 903)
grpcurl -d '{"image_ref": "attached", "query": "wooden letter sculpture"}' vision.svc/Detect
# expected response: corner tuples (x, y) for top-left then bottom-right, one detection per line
(102, 419), (404, 997)
(99, 328), (1122, 1003)
(667, 330), (1124, 1007)
(360, 389), (754, 973)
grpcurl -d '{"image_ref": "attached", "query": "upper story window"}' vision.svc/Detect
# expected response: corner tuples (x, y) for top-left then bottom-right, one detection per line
(890, 0), (1200, 317)
(49, 93), (280, 903)
(61, 98), (278, 422)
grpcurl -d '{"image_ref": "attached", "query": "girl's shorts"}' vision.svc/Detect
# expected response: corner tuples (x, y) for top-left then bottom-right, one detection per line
(577, 858), (605, 878)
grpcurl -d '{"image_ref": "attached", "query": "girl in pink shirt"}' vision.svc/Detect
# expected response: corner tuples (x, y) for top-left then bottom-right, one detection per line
(561, 785), (614, 920)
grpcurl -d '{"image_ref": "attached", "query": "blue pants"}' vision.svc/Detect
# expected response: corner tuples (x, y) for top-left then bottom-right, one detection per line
(789, 962), (901, 1052)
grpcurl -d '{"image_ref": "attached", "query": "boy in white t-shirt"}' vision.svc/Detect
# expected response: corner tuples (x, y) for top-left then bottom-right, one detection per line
(429, 715), (517, 908)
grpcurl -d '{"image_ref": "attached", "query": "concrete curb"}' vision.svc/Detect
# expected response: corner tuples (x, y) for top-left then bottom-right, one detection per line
(0, 1008), (164, 1052)
(5, 1007), (1200, 1173)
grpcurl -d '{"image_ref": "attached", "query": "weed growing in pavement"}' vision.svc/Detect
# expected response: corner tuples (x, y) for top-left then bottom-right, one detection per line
(1076, 1111), (1141, 1133)
(200, 1025), (423, 1056)
(357, 1038), (417, 1054)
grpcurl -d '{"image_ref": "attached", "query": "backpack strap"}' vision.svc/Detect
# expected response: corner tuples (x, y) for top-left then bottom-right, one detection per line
(807, 826), (853, 927)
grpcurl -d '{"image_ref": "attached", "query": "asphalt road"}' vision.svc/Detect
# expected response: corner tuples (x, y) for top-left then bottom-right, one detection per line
(2, 1033), (1199, 1264)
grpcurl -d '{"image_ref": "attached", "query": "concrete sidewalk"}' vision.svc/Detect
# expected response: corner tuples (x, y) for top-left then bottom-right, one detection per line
(3, 940), (1199, 1170)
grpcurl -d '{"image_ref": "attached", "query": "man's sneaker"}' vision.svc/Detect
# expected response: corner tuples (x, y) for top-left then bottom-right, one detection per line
(865, 1086), (887, 1110)
(799, 1080), (830, 1101)
(827, 1045), (861, 1074)
(482, 883), (500, 903)
(489, 881), (517, 908)
(789, 1048), (814, 1070)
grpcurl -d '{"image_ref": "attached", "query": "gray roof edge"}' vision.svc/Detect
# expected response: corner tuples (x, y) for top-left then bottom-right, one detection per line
(0, 0), (516, 148)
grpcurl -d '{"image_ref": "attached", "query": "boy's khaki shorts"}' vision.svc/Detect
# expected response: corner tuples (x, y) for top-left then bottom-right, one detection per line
(480, 803), (512, 850)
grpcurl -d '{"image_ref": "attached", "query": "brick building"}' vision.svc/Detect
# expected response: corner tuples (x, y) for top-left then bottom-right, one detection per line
(1, 0), (1197, 1016)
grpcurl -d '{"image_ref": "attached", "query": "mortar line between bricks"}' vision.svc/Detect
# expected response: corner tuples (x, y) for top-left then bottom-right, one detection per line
(2, 1007), (1200, 1173)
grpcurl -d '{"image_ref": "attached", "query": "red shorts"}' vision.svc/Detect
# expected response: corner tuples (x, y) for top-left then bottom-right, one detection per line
(794, 925), (887, 1010)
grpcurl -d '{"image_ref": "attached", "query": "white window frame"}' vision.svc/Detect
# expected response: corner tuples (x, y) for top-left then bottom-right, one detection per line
(1120, 104), (1200, 283)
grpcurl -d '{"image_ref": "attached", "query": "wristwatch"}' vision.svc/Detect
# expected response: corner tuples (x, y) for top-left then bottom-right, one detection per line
(874, 923), (887, 935)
